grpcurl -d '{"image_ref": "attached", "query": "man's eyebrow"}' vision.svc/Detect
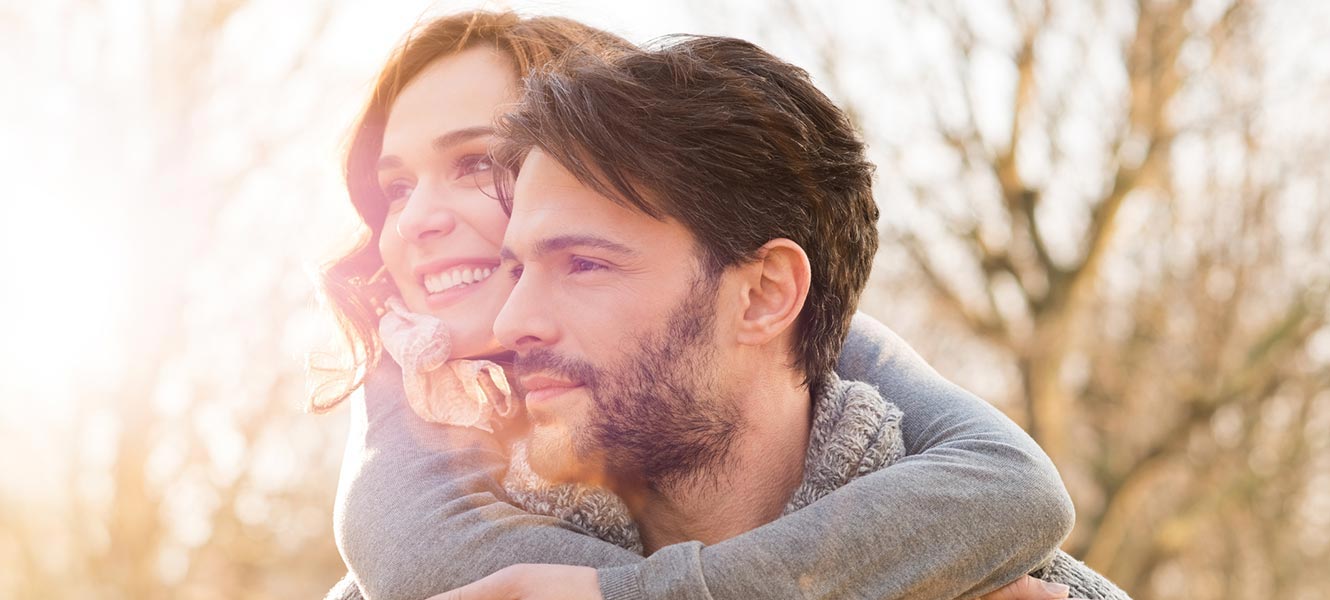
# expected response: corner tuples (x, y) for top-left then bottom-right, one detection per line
(500, 235), (640, 261)
(376, 126), (494, 171)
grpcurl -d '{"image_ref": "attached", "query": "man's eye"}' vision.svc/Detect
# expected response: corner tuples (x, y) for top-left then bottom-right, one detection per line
(508, 264), (524, 281)
(570, 258), (606, 274)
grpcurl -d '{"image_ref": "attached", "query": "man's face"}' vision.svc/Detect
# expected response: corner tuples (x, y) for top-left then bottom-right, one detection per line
(494, 150), (742, 490)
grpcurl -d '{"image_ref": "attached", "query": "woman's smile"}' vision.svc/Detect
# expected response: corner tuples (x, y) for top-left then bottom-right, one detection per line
(419, 261), (501, 309)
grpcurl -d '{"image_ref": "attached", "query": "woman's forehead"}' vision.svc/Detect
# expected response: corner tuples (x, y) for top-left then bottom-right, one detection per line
(382, 48), (518, 153)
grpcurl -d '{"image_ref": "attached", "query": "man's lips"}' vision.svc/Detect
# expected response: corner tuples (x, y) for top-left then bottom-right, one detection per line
(519, 374), (584, 405)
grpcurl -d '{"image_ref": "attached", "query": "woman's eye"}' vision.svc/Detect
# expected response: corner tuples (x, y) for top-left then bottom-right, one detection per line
(457, 154), (493, 177)
(459, 154), (498, 197)
(508, 264), (524, 281)
(382, 181), (413, 208)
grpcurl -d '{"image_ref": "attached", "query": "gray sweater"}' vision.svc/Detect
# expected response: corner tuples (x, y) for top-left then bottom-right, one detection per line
(577, 373), (1125, 599)
(333, 313), (1077, 599)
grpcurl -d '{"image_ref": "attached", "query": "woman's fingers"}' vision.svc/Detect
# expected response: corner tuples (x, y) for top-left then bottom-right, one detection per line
(978, 574), (1071, 600)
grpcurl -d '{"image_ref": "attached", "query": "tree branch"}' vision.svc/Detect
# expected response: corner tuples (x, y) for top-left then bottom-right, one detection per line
(900, 232), (1011, 346)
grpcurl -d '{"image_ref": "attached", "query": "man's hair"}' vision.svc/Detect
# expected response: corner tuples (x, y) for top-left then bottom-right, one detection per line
(495, 35), (879, 389)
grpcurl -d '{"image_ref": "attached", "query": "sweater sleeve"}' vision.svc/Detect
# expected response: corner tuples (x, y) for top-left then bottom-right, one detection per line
(333, 358), (642, 600)
(334, 313), (1075, 600)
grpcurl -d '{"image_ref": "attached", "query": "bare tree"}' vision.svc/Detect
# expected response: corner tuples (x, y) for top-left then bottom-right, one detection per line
(757, 0), (1330, 597)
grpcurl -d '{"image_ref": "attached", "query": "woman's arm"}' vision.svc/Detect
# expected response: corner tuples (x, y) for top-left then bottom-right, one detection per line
(334, 313), (1074, 600)
(333, 359), (641, 600)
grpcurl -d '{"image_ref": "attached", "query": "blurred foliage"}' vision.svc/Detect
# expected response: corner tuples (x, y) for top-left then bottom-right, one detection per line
(0, 1), (1326, 599)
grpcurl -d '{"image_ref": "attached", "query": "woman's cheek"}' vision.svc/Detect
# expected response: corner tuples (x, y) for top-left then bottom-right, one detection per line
(447, 278), (511, 359)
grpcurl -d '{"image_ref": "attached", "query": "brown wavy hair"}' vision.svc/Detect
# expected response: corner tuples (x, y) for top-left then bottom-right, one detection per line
(493, 36), (879, 390)
(310, 11), (632, 412)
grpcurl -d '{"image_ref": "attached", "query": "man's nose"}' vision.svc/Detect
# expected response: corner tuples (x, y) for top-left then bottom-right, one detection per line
(494, 269), (558, 352)
(394, 186), (458, 242)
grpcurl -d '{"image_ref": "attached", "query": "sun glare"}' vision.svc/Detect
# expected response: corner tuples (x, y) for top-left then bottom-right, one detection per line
(0, 191), (132, 418)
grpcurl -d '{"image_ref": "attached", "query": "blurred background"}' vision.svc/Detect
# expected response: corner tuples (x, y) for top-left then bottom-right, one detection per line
(1, 0), (1327, 598)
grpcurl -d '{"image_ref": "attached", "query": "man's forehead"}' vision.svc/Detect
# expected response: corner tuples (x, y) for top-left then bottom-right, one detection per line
(506, 149), (671, 247)
(510, 149), (621, 210)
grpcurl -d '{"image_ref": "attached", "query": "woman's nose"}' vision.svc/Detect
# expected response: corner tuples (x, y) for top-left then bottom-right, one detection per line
(394, 187), (458, 242)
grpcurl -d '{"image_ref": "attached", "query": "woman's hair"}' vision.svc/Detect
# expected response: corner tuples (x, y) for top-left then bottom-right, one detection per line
(311, 11), (633, 412)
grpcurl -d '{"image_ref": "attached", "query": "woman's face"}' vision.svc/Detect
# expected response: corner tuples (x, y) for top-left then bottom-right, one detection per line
(377, 47), (517, 359)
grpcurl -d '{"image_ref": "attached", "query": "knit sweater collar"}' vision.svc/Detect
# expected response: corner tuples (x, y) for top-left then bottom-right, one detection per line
(504, 372), (905, 554)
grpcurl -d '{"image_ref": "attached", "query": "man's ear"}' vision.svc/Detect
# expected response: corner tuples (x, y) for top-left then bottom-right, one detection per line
(735, 238), (810, 346)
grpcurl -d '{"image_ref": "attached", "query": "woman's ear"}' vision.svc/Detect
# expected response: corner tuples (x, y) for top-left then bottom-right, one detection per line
(735, 238), (810, 346)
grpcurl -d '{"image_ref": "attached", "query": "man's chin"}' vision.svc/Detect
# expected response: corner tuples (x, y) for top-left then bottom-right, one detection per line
(525, 423), (609, 486)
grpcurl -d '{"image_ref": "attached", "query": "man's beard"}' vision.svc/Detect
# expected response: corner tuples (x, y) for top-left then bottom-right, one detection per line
(515, 273), (742, 494)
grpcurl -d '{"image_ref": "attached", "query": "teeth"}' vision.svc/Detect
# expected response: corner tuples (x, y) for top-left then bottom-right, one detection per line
(422, 266), (495, 295)
(424, 273), (443, 293)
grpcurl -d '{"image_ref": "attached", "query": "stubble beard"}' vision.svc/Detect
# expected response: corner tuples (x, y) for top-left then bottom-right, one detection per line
(518, 272), (742, 495)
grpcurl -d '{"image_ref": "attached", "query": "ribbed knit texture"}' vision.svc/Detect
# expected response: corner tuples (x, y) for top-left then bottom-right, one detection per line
(1033, 552), (1131, 599)
(503, 441), (643, 552)
(595, 567), (643, 600)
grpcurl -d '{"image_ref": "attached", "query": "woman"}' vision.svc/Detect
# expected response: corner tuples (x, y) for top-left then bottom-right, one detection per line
(317, 11), (1084, 600)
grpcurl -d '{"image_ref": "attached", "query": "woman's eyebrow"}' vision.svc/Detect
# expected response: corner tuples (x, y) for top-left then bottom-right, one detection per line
(431, 126), (493, 152)
(376, 126), (494, 171)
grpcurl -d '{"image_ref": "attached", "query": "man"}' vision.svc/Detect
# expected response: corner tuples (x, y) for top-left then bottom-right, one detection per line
(335, 36), (1127, 600)
(488, 33), (913, 552)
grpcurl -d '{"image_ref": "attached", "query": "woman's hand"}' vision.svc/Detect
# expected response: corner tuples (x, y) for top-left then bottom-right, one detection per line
(426, 564), (601, 600)
(980, 574), (1079, 600)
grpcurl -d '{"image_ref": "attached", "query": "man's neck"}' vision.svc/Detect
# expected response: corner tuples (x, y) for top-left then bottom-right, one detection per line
(625, 378), (813, 554)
